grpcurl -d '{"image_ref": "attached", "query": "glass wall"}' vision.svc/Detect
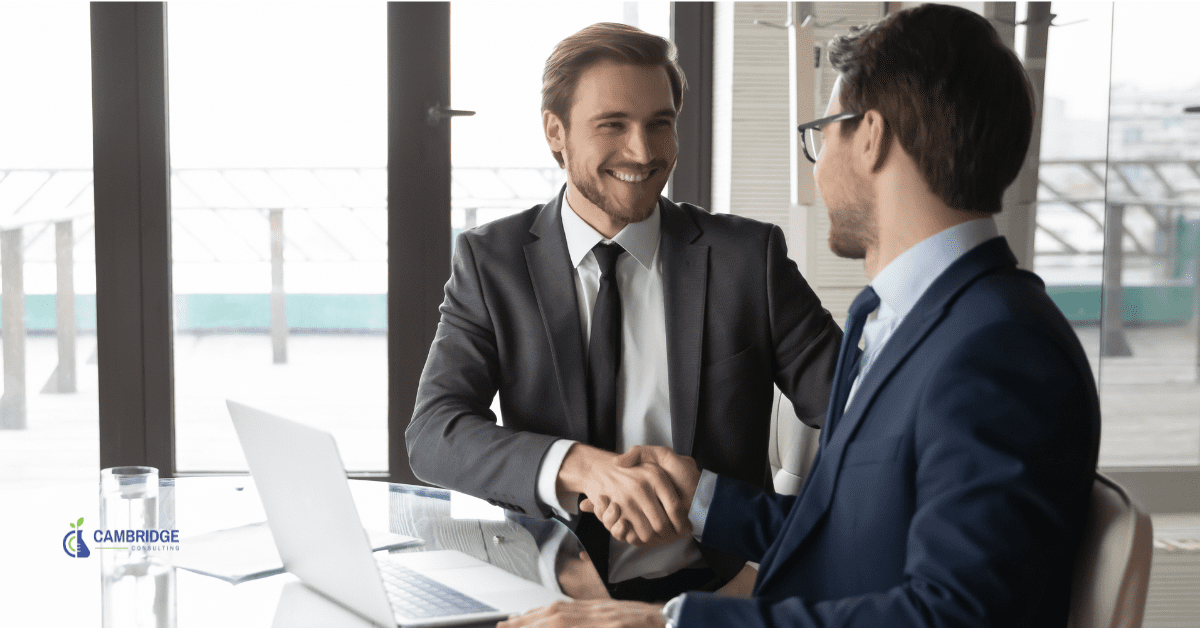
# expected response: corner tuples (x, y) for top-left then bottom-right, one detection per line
(0, 3), (97, 490)
(1029, 2), (1199, 468)
(1098, 2), (1200, 468)
(0, 3), (99, 623)
(167, 3), (388, 472)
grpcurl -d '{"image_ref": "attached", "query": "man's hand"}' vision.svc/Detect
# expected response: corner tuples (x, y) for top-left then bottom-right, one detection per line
(558, 444), (689, 546)
(497, 600), (665, 628)
(580, 446), (702, 547)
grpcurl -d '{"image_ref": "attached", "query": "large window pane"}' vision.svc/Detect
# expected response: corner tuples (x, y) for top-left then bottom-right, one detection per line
(1097, 2), (1200, 467)
(168, 3), (387, 472)
(0, 2), (98, 623)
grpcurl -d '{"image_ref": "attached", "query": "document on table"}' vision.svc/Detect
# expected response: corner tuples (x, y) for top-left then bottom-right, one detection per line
(169, 521), (423, 584)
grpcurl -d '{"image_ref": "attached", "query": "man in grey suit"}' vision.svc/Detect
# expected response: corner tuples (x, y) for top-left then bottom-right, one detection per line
(406, 22), (841, 602)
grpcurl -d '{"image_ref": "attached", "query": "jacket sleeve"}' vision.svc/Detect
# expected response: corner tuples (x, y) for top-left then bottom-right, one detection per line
(680, 320), (1099, 627)
(700, 474), (798, 563)
(404, 232), (559, 517)
(765, 224), (842, 429)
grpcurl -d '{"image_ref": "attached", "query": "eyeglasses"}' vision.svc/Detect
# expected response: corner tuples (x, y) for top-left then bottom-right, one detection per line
(798, 112), (863, 163)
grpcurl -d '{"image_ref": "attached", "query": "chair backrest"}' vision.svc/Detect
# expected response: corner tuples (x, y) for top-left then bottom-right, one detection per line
(1068, 473), (1154, 628)
(768, 386), (821, 496)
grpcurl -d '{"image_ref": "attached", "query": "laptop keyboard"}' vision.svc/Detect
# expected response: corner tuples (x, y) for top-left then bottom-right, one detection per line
(376, 557), (498, 619)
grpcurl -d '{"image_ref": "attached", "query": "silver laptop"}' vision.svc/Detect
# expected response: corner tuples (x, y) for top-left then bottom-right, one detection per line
(227, 400), (568, 627)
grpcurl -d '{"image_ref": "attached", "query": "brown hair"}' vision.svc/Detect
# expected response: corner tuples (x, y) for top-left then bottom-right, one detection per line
(827, 3), (1035, 214)
(542, 22), (686, 167)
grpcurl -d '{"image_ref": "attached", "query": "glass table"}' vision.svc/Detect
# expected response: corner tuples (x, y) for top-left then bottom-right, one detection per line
(153, 476), (583, 627)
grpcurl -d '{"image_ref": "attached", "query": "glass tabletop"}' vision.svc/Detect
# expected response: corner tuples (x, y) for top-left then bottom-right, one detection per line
(152, 476), (584, 627)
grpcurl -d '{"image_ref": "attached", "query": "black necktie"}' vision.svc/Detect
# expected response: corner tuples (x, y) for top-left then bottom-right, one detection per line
(577, 241), (624, 588)
(587, 242), (624, 451)
(824, 286), (880, 440)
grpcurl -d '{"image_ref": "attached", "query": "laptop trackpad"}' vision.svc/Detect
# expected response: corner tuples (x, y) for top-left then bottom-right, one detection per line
(389, 551), (567, 614)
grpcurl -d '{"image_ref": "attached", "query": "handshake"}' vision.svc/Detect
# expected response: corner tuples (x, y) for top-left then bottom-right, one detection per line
(561, 444), (702, 547)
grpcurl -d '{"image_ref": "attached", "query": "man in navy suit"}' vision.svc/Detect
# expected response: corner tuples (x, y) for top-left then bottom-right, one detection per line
(500, 4), (1101, 627)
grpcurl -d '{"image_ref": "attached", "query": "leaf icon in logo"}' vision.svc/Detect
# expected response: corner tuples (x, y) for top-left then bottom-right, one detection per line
(77, 517), (84, 528)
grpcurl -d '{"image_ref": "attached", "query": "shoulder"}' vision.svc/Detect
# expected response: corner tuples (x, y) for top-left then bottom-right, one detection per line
(927, 267), (1096, 405)
(949, 267), (1076, 345)
(455, 204), (544, 259)
(675, 202), (777, 235)
(665, 202), (780, 251)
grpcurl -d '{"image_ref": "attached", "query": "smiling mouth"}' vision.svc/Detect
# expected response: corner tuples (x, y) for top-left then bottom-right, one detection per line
(607, 168), (657, 183)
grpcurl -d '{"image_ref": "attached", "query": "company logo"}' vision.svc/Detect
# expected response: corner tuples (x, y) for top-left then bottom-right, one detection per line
(63, 517), (91, 558)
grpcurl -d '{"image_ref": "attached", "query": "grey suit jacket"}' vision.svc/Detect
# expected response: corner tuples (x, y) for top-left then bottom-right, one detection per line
(406, 188), (841, 528)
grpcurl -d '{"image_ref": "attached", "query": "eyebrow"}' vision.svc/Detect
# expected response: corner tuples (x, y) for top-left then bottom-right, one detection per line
(590, 108), (677, 122)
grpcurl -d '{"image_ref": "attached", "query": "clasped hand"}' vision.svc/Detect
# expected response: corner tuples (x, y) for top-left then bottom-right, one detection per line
(576, 445), (701, 547)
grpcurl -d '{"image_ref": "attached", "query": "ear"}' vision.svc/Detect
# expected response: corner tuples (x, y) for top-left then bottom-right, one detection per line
(543, 110), (566, 156)
(856, 109), (888, 173)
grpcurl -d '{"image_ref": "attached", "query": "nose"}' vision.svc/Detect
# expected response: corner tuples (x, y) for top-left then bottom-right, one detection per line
(623, 125), (653, 164)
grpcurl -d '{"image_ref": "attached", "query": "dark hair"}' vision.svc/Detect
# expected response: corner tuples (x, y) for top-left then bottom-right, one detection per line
(542, 22), (686, 167)
(827, 3), (1035, 214)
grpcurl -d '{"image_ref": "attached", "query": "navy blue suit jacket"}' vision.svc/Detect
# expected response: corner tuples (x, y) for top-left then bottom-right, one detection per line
(683, 237), (1101, 627)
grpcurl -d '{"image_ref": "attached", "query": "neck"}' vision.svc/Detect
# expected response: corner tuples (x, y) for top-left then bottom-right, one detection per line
(566, 182), (627, 240)
(863, 165), (980, 280)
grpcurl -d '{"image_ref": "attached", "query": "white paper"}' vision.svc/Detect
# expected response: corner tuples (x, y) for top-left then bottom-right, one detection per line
(169, 521), (422, 584)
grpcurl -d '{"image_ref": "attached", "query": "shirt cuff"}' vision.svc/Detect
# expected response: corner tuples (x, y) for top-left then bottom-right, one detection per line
(687, 469), (719, 540)
(536, 439), (580, 519)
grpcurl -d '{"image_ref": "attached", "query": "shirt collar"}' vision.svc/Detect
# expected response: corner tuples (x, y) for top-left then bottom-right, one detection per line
(561, 188), (661, 270)
(870, 217), (1000, 319)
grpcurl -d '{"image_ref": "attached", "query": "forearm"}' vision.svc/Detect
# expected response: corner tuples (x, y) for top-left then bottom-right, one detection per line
(698, 474), (796, 562)
(406, 401), (560, 516)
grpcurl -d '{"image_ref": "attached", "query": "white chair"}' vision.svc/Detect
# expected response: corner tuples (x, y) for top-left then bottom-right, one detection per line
(1068, 473), (1154, 628)
(767, 386), (821, 496)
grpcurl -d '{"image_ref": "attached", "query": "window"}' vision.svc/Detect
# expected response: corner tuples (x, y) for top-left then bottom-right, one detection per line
(167, 3), (388, 472)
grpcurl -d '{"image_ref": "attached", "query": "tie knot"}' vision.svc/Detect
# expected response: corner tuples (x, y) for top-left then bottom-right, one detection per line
(592, 242), (625, 276)
(847, 285), (880, 327)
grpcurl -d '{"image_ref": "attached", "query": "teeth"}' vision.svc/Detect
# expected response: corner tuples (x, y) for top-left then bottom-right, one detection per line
(612, 171), (649, 183)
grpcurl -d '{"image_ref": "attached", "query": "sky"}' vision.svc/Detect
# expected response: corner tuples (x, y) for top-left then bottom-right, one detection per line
(0, 1), (1197, 168)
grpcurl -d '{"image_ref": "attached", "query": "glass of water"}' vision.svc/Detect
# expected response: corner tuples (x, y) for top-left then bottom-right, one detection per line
(99, 466), (175, 628)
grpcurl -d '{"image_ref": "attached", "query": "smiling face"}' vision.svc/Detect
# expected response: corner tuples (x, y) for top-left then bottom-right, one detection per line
(545, 60), (678, 229)
(814, 76), (877, 260)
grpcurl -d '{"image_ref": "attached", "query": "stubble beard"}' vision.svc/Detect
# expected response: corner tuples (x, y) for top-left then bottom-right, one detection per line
(566, 143), (667, 226)
(828, 177), (877, 260)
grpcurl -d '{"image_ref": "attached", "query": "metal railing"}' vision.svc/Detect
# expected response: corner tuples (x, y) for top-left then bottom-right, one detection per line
(0, 167), (565, 429)
(1033, 159), (1200, 364)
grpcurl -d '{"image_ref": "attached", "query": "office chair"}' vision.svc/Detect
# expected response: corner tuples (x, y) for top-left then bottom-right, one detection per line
(768, 386), (821, 496)
(1067, 473), (1154, 628)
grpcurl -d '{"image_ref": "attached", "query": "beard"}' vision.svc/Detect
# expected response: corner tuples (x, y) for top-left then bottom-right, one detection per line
(565, 143), (670, 226)
(827, 178), (877, 260)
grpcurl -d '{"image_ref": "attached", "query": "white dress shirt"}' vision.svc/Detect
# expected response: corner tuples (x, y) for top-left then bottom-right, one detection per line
(689, 217), (1002, 538)
(535, 190), (704, 582)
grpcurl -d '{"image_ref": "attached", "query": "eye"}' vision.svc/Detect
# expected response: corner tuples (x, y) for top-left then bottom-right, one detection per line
(651, 119), (673, 128)
(600, 121), (624, 130)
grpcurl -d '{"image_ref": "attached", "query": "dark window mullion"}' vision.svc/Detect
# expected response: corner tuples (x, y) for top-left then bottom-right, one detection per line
(671, 2), (714, 211)
(387, 2), (451, 485)
(91, 1), (176, 475)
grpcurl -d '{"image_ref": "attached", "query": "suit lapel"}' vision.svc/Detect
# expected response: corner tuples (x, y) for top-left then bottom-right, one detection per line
(659, 200), (708, 456)
(523, 189), (590, 442)
(757, 237), (1018, 590)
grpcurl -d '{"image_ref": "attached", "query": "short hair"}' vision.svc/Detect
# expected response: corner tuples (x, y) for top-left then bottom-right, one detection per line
(827, 3), (1035, 214)
(542, 22), (687, 167)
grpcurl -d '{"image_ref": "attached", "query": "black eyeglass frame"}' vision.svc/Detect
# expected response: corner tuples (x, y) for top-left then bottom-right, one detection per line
(797, 111), (864, 163)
